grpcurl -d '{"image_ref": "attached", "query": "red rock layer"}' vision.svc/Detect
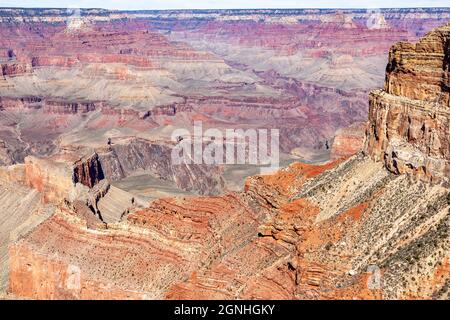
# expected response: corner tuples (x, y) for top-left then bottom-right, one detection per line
(8, 191), (269, 299)
(72, 153), (104, 188)
(365, 23), (450, 184)
(3, 12), (450, 301)
(9, 243), (146, 300)
(172, 20), (407, 58)
(24, 156), (74, 203)
(7, 153), (450, 299)
(0, 21), (215, 70)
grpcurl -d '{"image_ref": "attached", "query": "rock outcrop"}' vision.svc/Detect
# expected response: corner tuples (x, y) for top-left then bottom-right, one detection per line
(1, 11), (449, 301)
(365, 23), (450, 185)
(24, 156), (75, 203)
(72, 153), (104, 188)
(0, 177), (54, 291)
(97, 139), (225, 195)
(331, 122), (366, 160)
(7, 155), (449, 299)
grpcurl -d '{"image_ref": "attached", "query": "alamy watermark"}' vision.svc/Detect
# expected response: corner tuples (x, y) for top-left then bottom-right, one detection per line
(66, 264), (81, 291)
(171, 122), (280, 174)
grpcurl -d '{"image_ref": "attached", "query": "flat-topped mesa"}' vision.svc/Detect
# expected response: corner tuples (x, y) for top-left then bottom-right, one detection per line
(365, 23), (450, 185)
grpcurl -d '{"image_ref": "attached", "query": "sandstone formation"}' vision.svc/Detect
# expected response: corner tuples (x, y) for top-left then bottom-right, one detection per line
(331, 122), (366, 160)
(0, 9), (449, 301)
(6, 154), (449, 299)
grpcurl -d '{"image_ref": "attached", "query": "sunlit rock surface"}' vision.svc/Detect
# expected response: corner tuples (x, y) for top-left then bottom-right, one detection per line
(0, 9), (449, 300)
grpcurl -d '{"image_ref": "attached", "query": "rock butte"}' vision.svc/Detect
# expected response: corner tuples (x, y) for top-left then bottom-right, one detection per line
(366, 23), (450, 184)
(0, 9), (448, 300)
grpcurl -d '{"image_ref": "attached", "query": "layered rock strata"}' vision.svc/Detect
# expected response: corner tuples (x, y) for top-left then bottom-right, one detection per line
(1, 8), (449, 167)
(365, 23), (450, 185)
(331, 122), (366, 160)
(1, 13), (450, 301)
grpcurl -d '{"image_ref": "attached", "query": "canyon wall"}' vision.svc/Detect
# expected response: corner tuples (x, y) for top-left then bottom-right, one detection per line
(24, 156), (74, 203)
(96, 139), (225, 195)
(7, 155), (449, 300)
(24, 153), (109, 202)
(1, 10), (449, 300)
(365, 23), (450, 185)
(331, 122), (366, 160)
(72, 153), (104, 188)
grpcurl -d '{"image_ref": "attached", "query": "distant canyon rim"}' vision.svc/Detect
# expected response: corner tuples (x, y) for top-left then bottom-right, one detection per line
(0, 8), (449, 194)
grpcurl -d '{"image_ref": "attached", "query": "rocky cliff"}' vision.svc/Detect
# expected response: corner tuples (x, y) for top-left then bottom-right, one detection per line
(1, 7), (449, 169)
(1, 12), (449, 301)
(331, 122), (366, 160)
(365, 23), (450, 185)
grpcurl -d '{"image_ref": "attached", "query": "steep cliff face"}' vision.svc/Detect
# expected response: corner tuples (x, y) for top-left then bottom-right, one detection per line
(331, 122), (366, 160)
(24, 152), (108, 202)
(3, 15), (450, 301)
(365, 23), (450, 185)
(0, 157), (60, 293)
(24, 156), (74, 203)
(385, 25), (450, 105)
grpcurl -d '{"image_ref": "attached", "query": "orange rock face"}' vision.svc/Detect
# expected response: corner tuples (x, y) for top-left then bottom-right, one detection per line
(8, 191), (272, 299)
(9, 243), (146, 300)
(24, 156), (74, 203)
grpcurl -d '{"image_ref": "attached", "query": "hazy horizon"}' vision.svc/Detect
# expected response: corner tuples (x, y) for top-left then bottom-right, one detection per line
(0, 0), (449, 10)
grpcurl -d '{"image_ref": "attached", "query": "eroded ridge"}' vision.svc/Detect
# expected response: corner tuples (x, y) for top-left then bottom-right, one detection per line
(0, 12), (449, 301)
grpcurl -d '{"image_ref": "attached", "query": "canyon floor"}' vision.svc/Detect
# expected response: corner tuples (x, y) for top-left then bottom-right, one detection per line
(0, 8), (449, 300)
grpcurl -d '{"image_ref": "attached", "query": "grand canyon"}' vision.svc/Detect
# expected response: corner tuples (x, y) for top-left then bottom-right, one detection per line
(0, 7), (449, 300)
